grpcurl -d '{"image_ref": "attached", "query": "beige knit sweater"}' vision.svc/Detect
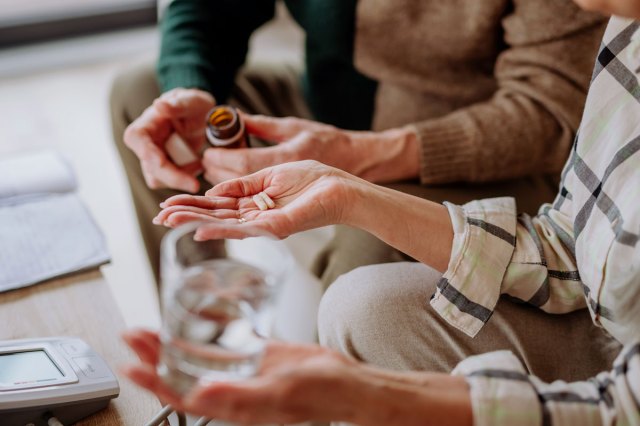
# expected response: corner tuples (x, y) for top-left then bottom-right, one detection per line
(354, 0), (606, 184)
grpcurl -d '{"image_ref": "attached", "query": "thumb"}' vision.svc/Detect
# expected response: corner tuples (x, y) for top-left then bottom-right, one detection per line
(155, 89), (215, 118)
(205, 167), (270, 198)
(243, 114), (315, 144)
(203, 145), (288, 181)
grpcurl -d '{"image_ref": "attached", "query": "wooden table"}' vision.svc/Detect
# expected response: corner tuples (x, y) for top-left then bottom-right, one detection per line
(0, 270), (161, 425)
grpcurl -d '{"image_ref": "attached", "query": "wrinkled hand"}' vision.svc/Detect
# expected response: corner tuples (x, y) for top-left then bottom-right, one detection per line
(202, 114), (366, 185)
(154, 160), (360, 240)
(122, 329), (359, 424)
(124, 88), (215, 193)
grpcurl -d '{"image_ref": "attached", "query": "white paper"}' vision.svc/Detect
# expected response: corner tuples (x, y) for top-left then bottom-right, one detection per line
(0, 193), (110, 292)
(0, 150), (76, 204)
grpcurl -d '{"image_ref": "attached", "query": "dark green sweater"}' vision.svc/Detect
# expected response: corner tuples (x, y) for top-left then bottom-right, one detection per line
(158, 0), (377, 130)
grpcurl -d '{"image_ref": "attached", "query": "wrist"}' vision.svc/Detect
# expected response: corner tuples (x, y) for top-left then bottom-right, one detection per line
(349, 127), (420, 183)
(342, 179), (454, 272)
(339, 176), (382, 228)
(352, 370), (473, 426)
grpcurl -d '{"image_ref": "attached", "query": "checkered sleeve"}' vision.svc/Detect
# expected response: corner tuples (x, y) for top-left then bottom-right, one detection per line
(452, 343), (640, 426)
(432, 197), (583, 338)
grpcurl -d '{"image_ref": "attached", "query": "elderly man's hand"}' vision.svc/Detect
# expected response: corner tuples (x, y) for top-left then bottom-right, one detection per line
(124, 88), (215, 193)
(201, 114), (420, 185)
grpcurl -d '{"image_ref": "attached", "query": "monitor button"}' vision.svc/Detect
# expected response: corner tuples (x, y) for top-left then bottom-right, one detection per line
(73, 356), (110, 379)
(61, 342), (84, 356)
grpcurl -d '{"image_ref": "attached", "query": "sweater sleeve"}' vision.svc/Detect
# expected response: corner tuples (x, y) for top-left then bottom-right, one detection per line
(414, 2), (606, 184)
(452, 344), (640, 426)
(157, 0), (276, 101)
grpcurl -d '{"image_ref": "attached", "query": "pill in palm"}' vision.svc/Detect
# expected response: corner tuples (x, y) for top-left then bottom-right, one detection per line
(252, 192), (275, 211)
(253, 194), (268, 210)
(261, 192), (276, 208)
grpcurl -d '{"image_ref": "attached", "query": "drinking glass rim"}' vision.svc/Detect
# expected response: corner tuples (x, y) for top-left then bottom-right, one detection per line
(160, 220), (294, 285)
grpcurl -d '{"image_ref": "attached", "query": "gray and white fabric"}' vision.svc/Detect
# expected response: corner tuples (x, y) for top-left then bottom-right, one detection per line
(432, 17), (640, 425)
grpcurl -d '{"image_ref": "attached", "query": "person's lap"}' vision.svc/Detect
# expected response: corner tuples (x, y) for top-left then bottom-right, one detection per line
(318, 262), (619, 382)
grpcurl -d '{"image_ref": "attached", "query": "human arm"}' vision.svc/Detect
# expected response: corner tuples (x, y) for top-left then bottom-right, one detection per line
(201, 114), (420, 185)
(154, 160), (452, 272)
(155, 158), (584, 323)
(452, 343), (640, 426)
(158, 0), (276, 100)
(201, 3), (606, 186)
(122, 329), (472, 426)
(409, 2), (606, 184)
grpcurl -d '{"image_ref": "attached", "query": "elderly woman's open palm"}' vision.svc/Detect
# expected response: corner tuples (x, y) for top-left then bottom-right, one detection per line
(154, 160), (358, 240)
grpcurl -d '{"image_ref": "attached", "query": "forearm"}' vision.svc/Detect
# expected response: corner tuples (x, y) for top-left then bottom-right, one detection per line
(158, 0), (276, 98)
(344, 179), (453, 272)
(343, 363), (472, 426)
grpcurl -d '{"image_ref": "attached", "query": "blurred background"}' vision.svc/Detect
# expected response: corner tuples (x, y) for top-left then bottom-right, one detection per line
(0, 1), (311, 329)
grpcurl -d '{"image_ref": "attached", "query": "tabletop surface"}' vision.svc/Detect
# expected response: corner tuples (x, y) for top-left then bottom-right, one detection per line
(0, 270), (161, 425)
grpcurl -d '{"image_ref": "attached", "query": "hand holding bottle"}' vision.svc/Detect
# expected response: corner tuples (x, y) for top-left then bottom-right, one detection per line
(201, 114), (420, 186)
(124, 88), (215, 193)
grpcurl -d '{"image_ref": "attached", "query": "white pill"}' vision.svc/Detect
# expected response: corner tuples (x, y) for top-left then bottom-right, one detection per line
(260, 192), (276, 208)
(165, 133), (198, 166)
(253, 194), (268, 211)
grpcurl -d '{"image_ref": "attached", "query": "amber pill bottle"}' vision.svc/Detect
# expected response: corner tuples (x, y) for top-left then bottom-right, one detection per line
(205, 105), (248, 148)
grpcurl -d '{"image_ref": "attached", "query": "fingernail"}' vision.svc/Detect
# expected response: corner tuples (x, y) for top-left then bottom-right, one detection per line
(152, 217), (161, 225)
(159, 202), (166, 208)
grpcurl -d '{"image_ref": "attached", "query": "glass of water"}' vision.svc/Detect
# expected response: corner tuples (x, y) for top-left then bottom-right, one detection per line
(158, 221), (291, 395)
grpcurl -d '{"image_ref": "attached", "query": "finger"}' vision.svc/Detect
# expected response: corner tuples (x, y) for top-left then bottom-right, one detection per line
(155, 89), (216, 144)
(120, 364), (183, 409)
(193, 221), (272, 241)
(243, 114), (318, 143)
(154, 205), (240, 225)
(122, 330), (161, 366)
(203, 168), (244, 186)
(205, 168), (270, 198)
(183, 380), (274, 423)
(142, 153), (200, 193)
(209, 145), (295, 177)
(180, 160), (204, 176)
(160, 194), (238, 210)
(155, 89), (215, 119)
(162, 211), (239, 228)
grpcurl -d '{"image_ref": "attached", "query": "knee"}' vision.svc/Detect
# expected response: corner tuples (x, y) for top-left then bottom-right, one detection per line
(317, 263), (440, 364)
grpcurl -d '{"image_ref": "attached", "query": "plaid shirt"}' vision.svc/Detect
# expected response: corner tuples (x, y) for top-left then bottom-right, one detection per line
(432, 18), (640, 425)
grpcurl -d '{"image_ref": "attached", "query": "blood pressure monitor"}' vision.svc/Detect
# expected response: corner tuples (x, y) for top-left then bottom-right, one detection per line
(0, 337), (119, 426)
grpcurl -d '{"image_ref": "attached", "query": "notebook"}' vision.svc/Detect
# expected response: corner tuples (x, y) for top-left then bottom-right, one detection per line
(0, 150), (110, 292)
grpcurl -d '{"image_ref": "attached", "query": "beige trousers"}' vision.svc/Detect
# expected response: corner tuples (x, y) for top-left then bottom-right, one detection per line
(110, 62), (558, 289)
(318, 263), (618, 425)
(319, 262), (618, 381)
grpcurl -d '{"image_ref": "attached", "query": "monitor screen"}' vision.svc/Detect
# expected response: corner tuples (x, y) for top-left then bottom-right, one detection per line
(0, 350), (64, 386)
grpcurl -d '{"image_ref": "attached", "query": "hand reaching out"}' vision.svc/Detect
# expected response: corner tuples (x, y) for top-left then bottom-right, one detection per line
(122, 329), (360, 425)
(154, 160), (360, 240)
